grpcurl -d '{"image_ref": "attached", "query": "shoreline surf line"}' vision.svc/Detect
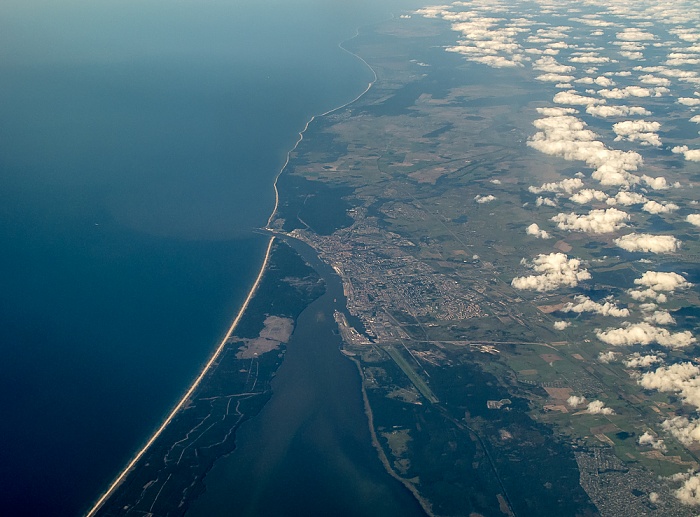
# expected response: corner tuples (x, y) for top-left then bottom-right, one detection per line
(266, 28), (378, 230)
(349, 355), (435, 517)
(87, 26), (378, 517)
(84, 235), (275, 517)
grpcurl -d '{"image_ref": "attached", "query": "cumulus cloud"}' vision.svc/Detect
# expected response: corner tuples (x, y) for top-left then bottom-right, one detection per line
(629, 271), (690, 303)
(551, 208), (629, 233)
(570, 189), (608, 204)
(596, 322), (696, 349)
(675, 472), (700, 506)
(642, 363), (700, 409)
(612, 120), (662, 146)
(571, 53), (611, 64)
(527, 115), (644, 187)
(511, 253), (591, 292)
(639, 74), (671, 86)
(641, 175), (671, 190)
(679, 97), (700, 106)
(672, 145), (700, 162)
(536, 196), (558, 207)
(614, 233), (681, 254)
(617, 28), (656, 42)
(533, 56), (575, 73)
(598, 351), (618, 363)
(553, 90), (604, 106)
(586, 400), (615, 415)
(686, 214), (700, 226)
(638, 431), (667, 452)
(599, 86), (658, 99)
(642, 200), (679, 214)
(528, 177), (584, 194)
(475, 194), (497, 203)
(554, 320), (571, 330)
(607, 191), (648, 206)
(662, 417), (700, 448)
(536, 107), (578, 116)
(586, 105), (651, 117)
(624, 352), (665, 368)
(644, 310), (676, 325)
(634, 271), (691, 292)
(536, 73), (575, 83)
(629, 290), (668, 303)
(567, 395), (587, 407)
(526, 223), (551, 239)
(561, 295), (630, 317)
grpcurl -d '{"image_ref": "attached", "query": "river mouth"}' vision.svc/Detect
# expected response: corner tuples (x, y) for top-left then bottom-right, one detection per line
(187, 237), (426, 517)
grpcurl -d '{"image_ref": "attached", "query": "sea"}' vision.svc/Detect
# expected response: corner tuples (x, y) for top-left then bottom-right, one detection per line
(0, 1), (423, 515)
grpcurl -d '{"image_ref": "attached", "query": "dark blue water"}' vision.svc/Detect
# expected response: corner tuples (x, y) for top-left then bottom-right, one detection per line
(0, 1), (419, 515)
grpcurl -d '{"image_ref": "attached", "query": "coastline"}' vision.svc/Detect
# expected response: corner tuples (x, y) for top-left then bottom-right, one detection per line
(349, 356), (436, 517)
(266, 29), (377, 230)
(85, 235), (276, 517)
(87, 27), (381, 517)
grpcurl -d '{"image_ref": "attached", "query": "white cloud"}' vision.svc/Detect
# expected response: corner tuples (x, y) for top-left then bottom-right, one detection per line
(690, 115), (700, 124)
(586, 105), (651, 117)
(634, 271), (691, 292)
(536, 107), (578, 116)
(639, 74), (671, 87)
(675, 472), (700, 506)
(594, 76), (614, 87)
(598, 351), (618, 363)
(641, 175), (670, 190)
(511, 253), (591, 292)
(551, 208), (629, 233)
(536, 73), (575, 83)
(629, 289), (667, 303)
(528, 177), (584, 195)
(614, 233), (681, 254)
(644, 310), (676, 325)
(527, 115), (644, 188)
(638, 431), (667, 452)
(624, 352), (665, 368)
(567, 395), (586, 407)
(617, 28), (656, 42)
(672, 145), (700, 162)
(596, 322), (696, 349)
(536, 196), (558, 207)
(599, 86), (654, 99)
(586, 400), (615, 415)
(561, 295), (630, 317)
(475, 194), (497, 203)
(553, 90), (604, 106)
(679, 97), (700, 106)
(606, 190), (648, 206)
(642, 363), (700, 409)
(571, 53), (611, 64)
(612, 120), (662, 146)
(554, 320), (571, 330)
(569, 189), (608, 204)
(642, 200), (679, 214)
(686, 214), (700, 226)
(526, 223), (551, 239)
(534, 56), (575, 73)
(663, 417), (700, 449)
